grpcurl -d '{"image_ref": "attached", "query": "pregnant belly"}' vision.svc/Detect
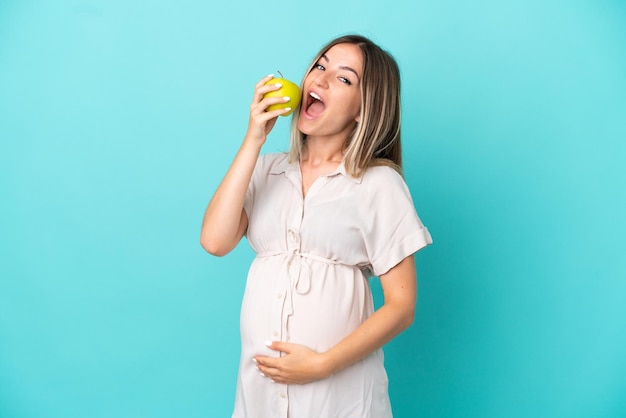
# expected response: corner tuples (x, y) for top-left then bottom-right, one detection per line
(239, 257), (374, 354)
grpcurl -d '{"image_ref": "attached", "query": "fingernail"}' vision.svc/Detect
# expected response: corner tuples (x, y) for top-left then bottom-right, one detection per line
(267, 74), (274, 78)
(283, 96), (290, 101)
(283, 107), (292, 113)
(274, 83), (282, 88)
(264, 340), (272, 347)
(252, 358), (257, 364)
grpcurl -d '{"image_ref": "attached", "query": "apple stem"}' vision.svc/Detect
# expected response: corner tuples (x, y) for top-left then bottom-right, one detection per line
(277, 70), (283, 78)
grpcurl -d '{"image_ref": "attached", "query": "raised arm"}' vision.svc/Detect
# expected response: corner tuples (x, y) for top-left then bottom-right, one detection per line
(200, 75), (293, 256)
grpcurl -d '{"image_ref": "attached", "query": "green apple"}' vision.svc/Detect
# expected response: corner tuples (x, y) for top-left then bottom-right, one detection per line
(263, 73), (301, 116)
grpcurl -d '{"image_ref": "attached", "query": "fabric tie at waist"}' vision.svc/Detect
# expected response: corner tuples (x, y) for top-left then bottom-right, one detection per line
(256, 250), (344, 316)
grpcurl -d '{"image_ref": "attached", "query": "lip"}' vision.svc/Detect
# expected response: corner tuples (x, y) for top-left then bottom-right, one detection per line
(302, 88), (325, 120)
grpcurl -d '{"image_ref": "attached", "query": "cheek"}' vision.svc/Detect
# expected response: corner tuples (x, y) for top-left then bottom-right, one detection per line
(350, 96), (361, 118)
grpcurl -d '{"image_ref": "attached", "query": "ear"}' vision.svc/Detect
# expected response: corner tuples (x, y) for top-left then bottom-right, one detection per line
(355, 114), (361, 123)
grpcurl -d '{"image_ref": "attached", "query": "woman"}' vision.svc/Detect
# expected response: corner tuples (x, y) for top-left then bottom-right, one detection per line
(201, 34), (432, 418)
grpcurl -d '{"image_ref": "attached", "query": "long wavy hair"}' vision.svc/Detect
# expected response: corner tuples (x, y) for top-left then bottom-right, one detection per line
(288, 34), (402, 177)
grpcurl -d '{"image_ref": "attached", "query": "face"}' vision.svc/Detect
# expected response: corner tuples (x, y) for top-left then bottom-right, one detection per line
(297, 43), (363, 142)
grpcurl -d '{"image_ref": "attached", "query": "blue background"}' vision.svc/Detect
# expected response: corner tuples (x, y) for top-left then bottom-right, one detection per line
(1, 0), (625, 417)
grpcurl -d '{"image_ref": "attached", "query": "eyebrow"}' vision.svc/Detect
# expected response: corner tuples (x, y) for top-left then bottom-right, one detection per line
(321, 54), (361, 81)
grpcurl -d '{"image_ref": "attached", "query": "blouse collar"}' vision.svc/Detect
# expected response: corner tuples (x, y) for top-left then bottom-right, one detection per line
(269, 153), (363, 184)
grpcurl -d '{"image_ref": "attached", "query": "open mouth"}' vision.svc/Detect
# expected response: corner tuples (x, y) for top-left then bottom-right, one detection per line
(305, 91), (326, 117)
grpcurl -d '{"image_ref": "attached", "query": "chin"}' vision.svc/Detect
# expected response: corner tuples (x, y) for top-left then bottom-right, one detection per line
(297, 116), (315, 136)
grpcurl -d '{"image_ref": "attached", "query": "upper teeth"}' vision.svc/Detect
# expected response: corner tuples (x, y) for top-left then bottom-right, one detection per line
(310, 92), (321, 101)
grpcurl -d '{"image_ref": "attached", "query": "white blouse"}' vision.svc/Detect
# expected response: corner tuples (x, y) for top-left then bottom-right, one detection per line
(233, 153), (432, 418)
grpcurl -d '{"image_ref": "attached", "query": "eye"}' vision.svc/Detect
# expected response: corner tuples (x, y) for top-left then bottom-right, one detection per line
(339, 77), (352, 85)
(314, 63), (325, 71)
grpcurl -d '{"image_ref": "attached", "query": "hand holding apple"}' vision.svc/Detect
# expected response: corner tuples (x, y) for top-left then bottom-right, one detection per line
(263, 72), (301, 116)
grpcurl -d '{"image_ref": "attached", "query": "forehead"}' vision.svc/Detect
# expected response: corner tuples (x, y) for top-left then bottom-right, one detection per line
(323, 43), (363, 72)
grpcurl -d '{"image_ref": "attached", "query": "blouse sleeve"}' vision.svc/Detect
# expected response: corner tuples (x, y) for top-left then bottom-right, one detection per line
(243, 153), (284, 221)
(243, 173), (256, 222)
(363, 167), (432, 277)
(243, 154), (267, 220)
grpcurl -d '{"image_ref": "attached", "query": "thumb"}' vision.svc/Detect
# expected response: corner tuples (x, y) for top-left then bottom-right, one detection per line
(264, 116), (278, 135)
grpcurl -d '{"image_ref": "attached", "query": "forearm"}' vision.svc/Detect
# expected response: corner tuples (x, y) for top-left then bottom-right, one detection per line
(200, 137), (262, 255)
(256, 295), (414, 385)
(321, 256), (417, 376)
(200, 75), (289, 256)
(321, 298), (414, 375)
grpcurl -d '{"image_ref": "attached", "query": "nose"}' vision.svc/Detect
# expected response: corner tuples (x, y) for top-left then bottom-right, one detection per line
(313, 71), (329, 88)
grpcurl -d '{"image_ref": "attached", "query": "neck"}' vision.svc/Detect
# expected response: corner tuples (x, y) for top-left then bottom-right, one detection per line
(301, 136), (344, 166)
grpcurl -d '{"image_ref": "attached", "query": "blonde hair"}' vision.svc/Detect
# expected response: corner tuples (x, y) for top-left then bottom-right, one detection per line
(288, 34), (402, 178)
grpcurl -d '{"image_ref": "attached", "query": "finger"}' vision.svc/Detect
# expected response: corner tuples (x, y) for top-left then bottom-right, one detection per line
(263, 115), (278, 135)
(252, 359), (272, 377)
(250, 95), (290, 117)
(255, 74), (276, 89)
(255, 367), (277, 383)
(267, 340), (293, 353)
(264, 339), (278, 351)
(250, 108), (289, 128)
(260, 95), (292, 111)
(256, 363), (280, 377)
(251, 107), (291, 125)
(253, 75), (281, 102)
(254, 83), (283, 104)
(253, 358), (282, 380)
(253, 355), (279, 368)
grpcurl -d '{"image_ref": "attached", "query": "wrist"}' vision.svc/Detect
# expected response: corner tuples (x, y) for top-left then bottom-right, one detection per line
(240, 135), (265, 154)
(243, 127), (268, 145)
(318, 350), (341, 378)
(243, 133), (265, 145)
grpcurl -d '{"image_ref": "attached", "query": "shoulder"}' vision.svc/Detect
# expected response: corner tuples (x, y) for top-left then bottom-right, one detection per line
(358, 165), (415, 204)
(254, 152), (289, 173)
(258, 152), (288, 165)
(361, 165), (407, 189)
